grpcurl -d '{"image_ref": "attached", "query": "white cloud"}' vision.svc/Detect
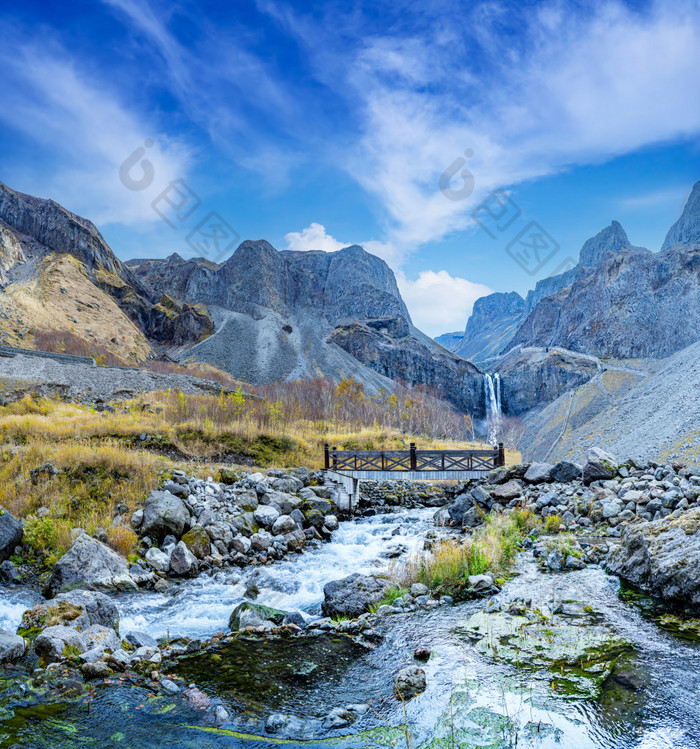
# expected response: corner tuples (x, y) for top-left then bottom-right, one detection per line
(284, 223), (346, 252)
(0, 27), (191, 227)
(397, 270), (492, 338)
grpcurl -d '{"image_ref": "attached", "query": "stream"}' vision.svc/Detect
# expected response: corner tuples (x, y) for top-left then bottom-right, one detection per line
(2, 506), (700, 748)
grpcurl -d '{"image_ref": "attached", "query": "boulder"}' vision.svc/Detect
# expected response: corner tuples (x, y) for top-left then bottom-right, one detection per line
(271, 515), (296, 535)
(583, 447), (619, 485)
(34, 625), (86, 663)
(145, 547), (171, 572)
(19, 590), (119, 634)
(181, 526), (211, 559)
(551, 461), (582, 483)
(229, 602), (286, 631)
(169, 541), (198, 576)
(285, 529), (306, 551)
(0, 506), (23, 562)
(231, 535), (252, 554)
(140, 491), (190, 542)
(607, 509), (700, 609)
(47, 535), (136, 597)
(444, 492), (474, 526)
(322, 573), (391, 618)
(491, 479), (523, 503)
(394, 665), (426, 698)
(0, 629), (27, 662)
(254, 505), (280, 529)
(83, 624), (122, 653)
(524, 462), (554, 484)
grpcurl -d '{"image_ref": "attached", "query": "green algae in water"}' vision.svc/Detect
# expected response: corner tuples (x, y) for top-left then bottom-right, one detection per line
(189, 724), (408, 747)
(175, 634), (371, 718)
(457, 610), (632, 698)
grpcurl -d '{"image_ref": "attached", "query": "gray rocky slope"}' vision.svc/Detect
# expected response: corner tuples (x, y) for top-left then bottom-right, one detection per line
(521, 338), (700, 469)
(130, 243), (487, 416)
(0, 181), (211, 346)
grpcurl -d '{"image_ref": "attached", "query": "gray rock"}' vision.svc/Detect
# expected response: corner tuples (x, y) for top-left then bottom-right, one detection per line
(410, 583), (428, 597)
(607, 509), (700, 608)
(324, 515), (339, 531)
(169, 541), (198, 576)
(271, 515), (296, 535)
(524, 462), (554, 484)
(322, 573), (391, 618)
(254, 505), (279, 529)
(229, 602), (286, 631)
(551, 461), (582, 483)
(491, 479), (523, 502)
(231, 535), (252, 554)
(583, 447), (619, 485)
(546, 551), (563, 571)
(21, 590), (119, 632)
(0, 628), (27, 662)
(251, 531), (272, 551)
(160, 678), (181, 694)
(140, 491), (190, 542)
(468, 573), (493, 591)
(0, 506), (23, 562)
(130, 509), (144, 529)
(81, 661), (113, 680)
(285, 529), (306, 551)
(145, 547), (170, 572)
(35, 625), (86, 663)
(83, 625), (121, 653)
(323, 707), (355, 729)
(394, 665), (426, 698)
(602, 500), (623, 519)
(0, 559), (21, 584)
(47, 535), (136, 597)
(125, 631), (156, 648)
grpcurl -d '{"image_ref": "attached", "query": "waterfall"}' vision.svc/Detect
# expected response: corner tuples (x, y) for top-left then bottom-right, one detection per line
(484, 373), (502, 444)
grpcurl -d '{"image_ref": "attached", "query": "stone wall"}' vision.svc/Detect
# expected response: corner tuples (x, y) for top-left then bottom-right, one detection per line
(358, 480), (459, 509)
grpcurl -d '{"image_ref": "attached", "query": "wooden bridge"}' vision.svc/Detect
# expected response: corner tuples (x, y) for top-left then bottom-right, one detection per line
(324, 443), (505, 511)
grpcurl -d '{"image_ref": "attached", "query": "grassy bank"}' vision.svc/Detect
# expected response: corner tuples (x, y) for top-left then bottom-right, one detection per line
(0, 390), (520, 567)
(392, 509), (540, 599)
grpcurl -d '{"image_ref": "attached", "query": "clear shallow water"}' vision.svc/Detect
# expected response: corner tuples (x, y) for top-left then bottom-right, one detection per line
(3, 508), (700, 748)
(118, 507), (439, 639)
(0, 586), (40, 632)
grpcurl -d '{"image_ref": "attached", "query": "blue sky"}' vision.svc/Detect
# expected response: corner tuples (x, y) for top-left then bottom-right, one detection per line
(1, 0), (699, 336)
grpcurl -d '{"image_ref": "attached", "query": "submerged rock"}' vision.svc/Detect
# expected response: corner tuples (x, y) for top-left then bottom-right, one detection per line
(394, 665), (427, 698)
(322, 573), (391, 618)
(47, 535), (136, 597)
(607, 508), (700, 608)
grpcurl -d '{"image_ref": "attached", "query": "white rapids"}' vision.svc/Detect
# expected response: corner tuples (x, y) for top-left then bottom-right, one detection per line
(116, 506), (439, 639)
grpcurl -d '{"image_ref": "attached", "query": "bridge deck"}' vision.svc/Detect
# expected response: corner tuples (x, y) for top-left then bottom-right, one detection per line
(324, 443), (504, 475)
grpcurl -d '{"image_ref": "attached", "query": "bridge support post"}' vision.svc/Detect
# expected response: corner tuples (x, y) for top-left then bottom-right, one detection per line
(324, 444), (330, 470)
(409, 443), (417, 471)
(498, 443), (505, 467)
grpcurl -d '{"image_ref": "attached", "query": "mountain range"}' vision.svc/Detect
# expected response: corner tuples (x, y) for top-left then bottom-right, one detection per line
(1, 177), (699, 455)
(439, 183), (700, 366)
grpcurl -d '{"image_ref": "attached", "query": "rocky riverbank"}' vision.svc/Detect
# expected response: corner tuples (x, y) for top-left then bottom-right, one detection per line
(3, 448), (700, 745)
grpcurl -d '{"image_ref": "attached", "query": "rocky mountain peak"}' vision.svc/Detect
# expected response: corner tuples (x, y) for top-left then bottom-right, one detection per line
(661, 180), (700, 250)
(578, 221), (631, 268)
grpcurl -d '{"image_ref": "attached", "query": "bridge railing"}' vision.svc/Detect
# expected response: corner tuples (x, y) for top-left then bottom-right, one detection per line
(324, 443), (505, 472)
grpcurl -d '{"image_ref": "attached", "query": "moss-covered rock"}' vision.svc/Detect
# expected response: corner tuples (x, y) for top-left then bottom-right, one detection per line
(181, 526), (211, 560)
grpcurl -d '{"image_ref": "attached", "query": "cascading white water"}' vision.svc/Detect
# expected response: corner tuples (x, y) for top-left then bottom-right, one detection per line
(484, 372), (502, 444)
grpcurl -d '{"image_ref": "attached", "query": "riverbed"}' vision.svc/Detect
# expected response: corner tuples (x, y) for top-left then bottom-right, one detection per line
(2, 507), (700, 748)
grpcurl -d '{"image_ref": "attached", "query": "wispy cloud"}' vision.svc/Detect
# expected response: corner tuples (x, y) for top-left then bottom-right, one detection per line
(263, 0), (700, 257)
(0, 22), (191, 226)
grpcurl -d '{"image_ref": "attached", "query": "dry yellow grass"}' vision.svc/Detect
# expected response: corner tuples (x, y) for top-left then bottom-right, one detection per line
(0, 389), (519, 563)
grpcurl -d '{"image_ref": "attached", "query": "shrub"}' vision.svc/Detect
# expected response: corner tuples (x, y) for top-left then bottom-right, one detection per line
(544, 514), (563, 534)
(107, 525), (138, 557)
(23, 516), (58, 553)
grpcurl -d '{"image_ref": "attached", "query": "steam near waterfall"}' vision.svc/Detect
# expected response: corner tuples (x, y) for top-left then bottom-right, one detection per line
(484, 373), (502, 444)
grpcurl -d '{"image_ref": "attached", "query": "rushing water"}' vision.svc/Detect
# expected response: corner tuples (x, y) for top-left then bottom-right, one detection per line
(117, 507), (440, 639)
(3, 506), (700, 748)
